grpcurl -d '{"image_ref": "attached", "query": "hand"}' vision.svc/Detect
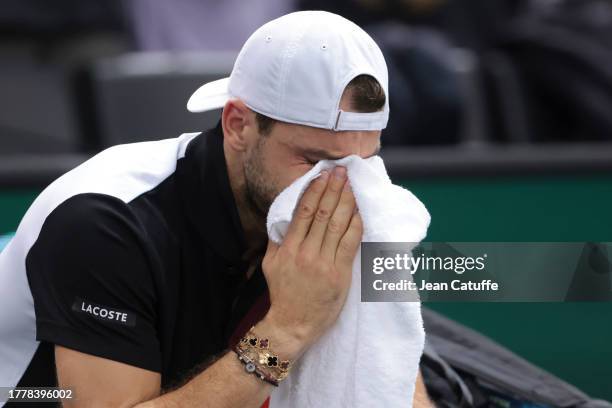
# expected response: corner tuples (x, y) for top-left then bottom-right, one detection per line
(259, 166), (363, 360)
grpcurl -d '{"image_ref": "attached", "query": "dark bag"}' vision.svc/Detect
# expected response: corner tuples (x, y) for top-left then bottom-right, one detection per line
(421, 308), (612, 407)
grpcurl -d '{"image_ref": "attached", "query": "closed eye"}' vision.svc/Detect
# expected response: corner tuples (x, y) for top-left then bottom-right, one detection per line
(299, 144), (381, 163)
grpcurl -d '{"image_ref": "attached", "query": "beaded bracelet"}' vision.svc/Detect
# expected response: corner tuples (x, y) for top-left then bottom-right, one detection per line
(234, 325), (292, 386)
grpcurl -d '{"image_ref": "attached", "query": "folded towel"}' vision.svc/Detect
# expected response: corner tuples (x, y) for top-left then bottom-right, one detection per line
(266, 154), (431, 408)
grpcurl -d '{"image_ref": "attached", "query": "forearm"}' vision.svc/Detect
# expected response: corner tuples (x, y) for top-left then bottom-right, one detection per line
(136, 316), (305, 408)
(136, 351), (270, 408)
(413, 371), (434, 407)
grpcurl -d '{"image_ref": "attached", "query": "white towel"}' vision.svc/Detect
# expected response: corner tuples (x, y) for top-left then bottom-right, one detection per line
(266, 154), (431, 408)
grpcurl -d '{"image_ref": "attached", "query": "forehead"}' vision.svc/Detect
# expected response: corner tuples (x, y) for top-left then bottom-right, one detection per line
(274, 121), (381, 157)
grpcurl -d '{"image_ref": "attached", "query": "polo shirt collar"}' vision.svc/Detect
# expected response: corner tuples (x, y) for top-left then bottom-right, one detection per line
(178, 123), (248, 269)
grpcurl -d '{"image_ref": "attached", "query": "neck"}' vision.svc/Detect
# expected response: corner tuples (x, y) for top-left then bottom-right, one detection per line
(223, 142), (268, 258)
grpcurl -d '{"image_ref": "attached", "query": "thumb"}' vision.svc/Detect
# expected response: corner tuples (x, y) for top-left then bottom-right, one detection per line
(265, 238), (280, 257)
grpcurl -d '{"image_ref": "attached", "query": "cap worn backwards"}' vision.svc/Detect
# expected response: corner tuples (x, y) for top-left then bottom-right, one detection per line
(187, 11), (389, 132)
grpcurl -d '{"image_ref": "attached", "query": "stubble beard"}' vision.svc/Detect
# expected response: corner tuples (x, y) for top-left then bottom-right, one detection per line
(243, 137), (279, 221)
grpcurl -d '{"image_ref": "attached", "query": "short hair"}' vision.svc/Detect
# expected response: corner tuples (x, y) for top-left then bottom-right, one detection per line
(255, 74), (386, 135)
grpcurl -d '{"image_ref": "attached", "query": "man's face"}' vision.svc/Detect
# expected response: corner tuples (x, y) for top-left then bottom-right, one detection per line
(243, 119), (381, 218)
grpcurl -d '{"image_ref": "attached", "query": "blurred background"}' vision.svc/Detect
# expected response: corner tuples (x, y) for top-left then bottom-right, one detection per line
(0, 0), (611, 400)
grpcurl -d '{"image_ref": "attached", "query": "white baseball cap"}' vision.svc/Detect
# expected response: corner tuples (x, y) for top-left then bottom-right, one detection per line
(186, 11), (389, 131)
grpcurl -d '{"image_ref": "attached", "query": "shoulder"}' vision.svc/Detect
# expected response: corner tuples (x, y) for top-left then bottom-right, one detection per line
(25, 192), (150, 275)
(13, 133), (201, 250)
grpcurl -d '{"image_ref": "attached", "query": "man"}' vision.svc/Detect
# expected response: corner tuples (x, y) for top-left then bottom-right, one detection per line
(0, 11), (431, 407)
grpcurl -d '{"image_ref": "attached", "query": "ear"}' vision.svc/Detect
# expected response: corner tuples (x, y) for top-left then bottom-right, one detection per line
(221, 98), (254, 152)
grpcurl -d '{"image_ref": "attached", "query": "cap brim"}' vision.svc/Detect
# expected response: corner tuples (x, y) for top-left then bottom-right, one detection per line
(186, 77), (230, 112)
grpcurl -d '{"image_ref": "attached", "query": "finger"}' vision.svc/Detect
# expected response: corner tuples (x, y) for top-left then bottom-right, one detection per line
(320, 181), (356, 261)
(335, 212), (363, 267)
(302, 166), (347, 253)
(283, 170), (330, 249)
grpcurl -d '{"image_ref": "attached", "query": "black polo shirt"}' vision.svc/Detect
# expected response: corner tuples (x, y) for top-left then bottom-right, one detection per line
(0, 123), (268, 393)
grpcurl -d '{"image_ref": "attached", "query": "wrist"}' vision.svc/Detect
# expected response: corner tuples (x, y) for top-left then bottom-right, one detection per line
(255, 312), (310, 362)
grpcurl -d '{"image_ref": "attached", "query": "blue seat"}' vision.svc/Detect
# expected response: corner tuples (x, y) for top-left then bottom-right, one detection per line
(0, 233), (14, 252)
